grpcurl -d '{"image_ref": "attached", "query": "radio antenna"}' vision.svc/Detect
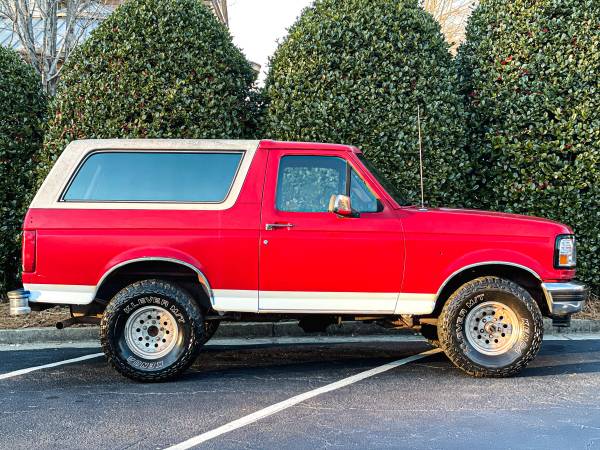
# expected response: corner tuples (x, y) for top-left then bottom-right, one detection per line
(417, 104), (426, 210)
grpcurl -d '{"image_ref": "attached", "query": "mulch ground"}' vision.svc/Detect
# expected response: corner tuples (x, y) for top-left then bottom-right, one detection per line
(0, 301), (73, 329)
(0, 293), (598, 329)
(576, 292), (600, 320)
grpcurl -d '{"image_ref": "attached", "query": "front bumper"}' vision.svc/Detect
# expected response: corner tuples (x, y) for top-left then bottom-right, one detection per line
(541, 281), (588, 317)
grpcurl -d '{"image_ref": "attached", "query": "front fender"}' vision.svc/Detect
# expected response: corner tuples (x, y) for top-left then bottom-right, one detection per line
(439, 249), (545, 289)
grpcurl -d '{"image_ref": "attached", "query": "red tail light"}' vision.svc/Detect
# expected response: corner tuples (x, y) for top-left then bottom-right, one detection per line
(22, 230), (36, 273)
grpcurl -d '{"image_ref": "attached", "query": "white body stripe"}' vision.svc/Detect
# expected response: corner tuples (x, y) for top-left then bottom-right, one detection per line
(258, 291), (398, 313)
(24, 284), (95, 305)
(25, 285), (436, 315)
(213, 289), (436, 315)
(212, 289), (260, 313)
(394, 293), (437, 314)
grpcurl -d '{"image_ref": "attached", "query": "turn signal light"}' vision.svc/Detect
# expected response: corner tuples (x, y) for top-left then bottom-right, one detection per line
(554, 234), (576, 269)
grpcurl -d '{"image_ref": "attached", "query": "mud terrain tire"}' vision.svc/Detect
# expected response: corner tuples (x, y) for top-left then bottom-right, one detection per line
(101, 279), (204, 382)
(438, 276), (543, 377)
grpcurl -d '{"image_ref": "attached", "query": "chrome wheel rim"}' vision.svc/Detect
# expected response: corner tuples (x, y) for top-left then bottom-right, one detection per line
(125, 305), (179, 360)
(465, 301), (520, 356)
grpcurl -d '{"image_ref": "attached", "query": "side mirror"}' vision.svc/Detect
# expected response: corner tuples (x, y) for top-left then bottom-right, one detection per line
(328, 194), (357, 217)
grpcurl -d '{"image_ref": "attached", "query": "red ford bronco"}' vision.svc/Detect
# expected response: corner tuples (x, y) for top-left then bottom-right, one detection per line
(14, 139), (587, 381)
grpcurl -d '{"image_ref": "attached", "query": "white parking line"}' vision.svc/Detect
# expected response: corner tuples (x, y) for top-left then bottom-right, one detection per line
(164, 347), (443, 450)
(0, 353), (103, 381)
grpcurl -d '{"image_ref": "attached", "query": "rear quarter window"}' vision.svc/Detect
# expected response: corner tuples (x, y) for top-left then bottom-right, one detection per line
(63, 151), (243, 203)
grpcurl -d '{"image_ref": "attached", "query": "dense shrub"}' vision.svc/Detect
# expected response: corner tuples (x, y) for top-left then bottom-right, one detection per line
(263, 0), (469, 206)
(0, 47), (46, 295)
(41, 0), (258, 178)
(458, 0), (600, 290)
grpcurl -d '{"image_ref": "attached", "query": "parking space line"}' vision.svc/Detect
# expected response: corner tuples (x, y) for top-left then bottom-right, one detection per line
(0, 352), (104, 381)
(165, 347), (442, 450)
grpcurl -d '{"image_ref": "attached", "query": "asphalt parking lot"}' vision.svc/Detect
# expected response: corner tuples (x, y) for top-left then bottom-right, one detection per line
(1, 335), (600, 450)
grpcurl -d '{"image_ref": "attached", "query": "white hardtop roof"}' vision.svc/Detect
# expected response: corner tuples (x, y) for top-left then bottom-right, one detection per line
(64, 139), (261, 152)
(30, 139), (261, 211)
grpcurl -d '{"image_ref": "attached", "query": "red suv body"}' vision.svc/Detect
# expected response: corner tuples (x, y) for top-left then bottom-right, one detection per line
(16, 139), (587, 381)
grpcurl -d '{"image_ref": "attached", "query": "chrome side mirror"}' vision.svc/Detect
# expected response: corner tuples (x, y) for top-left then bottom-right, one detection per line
(328, 194), (357, 217)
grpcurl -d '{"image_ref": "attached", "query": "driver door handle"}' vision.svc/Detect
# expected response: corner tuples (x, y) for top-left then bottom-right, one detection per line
(265, 223), (295, 231)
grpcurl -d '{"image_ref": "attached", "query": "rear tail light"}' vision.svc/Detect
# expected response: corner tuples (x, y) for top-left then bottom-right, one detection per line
(22, 230), (36, 272)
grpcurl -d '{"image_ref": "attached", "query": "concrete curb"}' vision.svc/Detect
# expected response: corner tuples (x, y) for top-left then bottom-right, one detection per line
(1, 318), (599, 346)
(0, 326), (100, 345)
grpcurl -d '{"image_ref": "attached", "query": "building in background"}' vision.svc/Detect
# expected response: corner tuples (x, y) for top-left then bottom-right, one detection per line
(0, 0), (231, 94)
(0, 0), (229, 54)
(422, 0), (476, 52)
(205, 0), (228, 25)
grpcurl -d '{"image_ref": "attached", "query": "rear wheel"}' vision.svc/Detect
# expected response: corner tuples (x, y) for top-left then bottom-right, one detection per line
(438, 276), (543, 377)
(100, 279), (204, 382)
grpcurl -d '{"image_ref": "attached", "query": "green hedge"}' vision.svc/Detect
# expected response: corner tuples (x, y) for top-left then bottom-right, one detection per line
(263, 0), (469, 206)
(458, 0), (600, 291)
(0, 47), (46, 296)
(41, 0), (258, 178)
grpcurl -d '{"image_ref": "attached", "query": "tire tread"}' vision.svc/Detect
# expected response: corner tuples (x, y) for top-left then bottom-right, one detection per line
(100, 279), (204, 382)
(438, 276), (543, 378)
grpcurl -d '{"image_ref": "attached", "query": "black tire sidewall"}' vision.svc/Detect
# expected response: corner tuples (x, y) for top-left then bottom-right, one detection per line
(101, 280), (204, 381)
(113, 296), (194, 372)
(455, 289), (534, 368)
(440, 277), (543, 376)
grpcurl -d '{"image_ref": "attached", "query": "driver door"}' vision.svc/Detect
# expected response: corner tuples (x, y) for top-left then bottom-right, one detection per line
(258, 149), (404, 313)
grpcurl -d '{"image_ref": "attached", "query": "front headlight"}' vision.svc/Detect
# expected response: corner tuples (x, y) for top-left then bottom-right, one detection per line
(554, 234), (576, 269)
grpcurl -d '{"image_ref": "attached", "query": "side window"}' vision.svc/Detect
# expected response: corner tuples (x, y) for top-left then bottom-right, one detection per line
(63, 151), (243, 203)
(275, 155), (382, 213)
(276, 156), (346, 212)
(350, 168), (380, 213)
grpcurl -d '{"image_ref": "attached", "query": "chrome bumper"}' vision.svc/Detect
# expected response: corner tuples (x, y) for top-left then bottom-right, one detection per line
(541, 281), (588, 317)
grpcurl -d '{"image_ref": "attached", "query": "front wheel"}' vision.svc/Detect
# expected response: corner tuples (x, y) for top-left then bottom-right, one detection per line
(438, 276), (543, 378)
(100, 279), (205, 382)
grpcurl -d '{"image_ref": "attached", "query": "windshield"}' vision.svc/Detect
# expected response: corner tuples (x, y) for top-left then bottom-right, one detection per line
(357, 154), (407, 206)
